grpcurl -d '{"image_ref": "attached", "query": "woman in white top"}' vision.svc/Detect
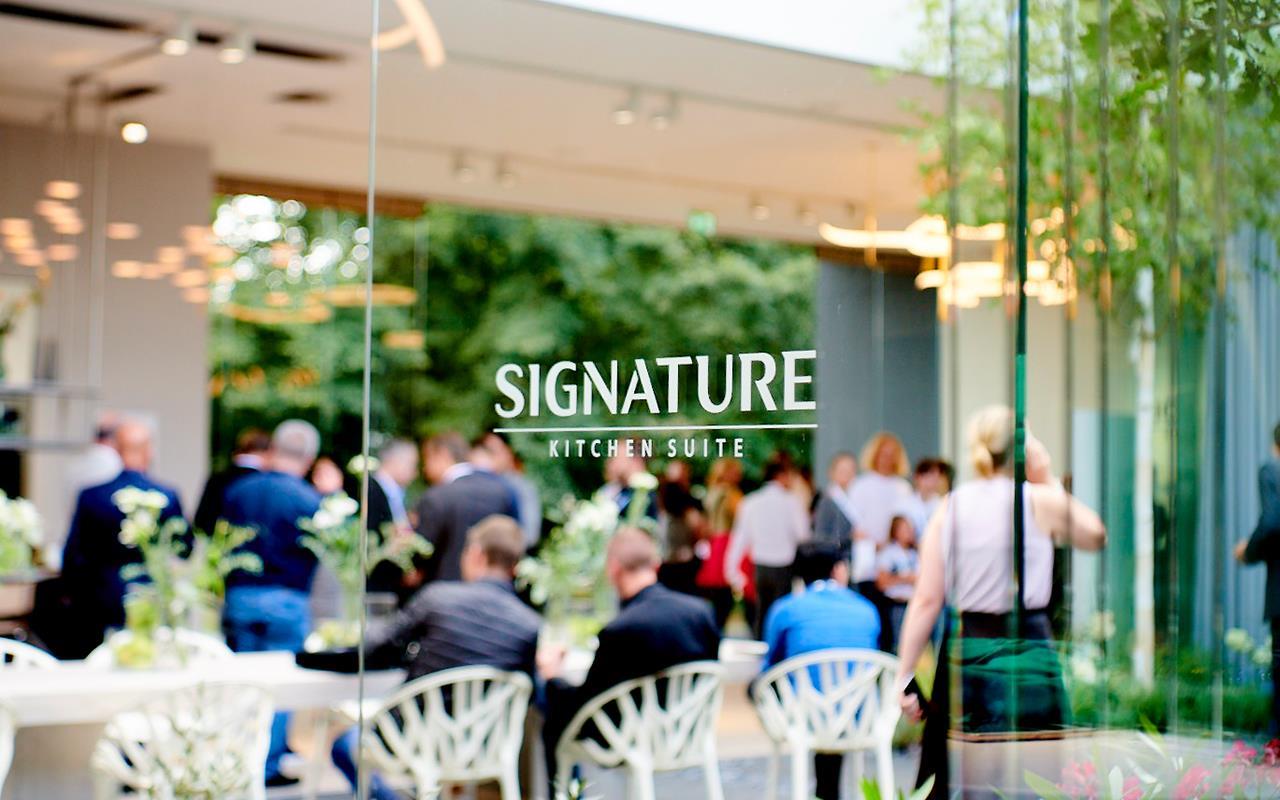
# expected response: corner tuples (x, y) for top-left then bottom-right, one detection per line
(848, 432), (914, 649)
(894, 406), (1106, 798)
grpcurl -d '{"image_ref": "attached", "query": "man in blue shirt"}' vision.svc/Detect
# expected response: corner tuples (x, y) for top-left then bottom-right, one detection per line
(60, 419), (184, 659)
(757, 541), (880, 800)
(221, 419), (322, 788)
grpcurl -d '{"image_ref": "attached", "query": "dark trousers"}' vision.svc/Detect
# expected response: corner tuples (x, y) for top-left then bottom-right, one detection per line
(856, 580), (894, 652)
(754, 564), (793, 639)
(1272, 618), (1280, 733)
(815, 753), (844, 799)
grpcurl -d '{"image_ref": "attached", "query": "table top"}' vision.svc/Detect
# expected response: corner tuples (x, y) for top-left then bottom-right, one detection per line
(0, 651), (405, 727)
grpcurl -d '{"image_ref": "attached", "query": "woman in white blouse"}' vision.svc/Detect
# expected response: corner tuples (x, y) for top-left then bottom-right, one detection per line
(894, 405), (1106, 797)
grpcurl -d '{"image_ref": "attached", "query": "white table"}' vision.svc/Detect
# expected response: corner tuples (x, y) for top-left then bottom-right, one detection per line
(0, 652), (404, 799)
(560, 638), (766, 685)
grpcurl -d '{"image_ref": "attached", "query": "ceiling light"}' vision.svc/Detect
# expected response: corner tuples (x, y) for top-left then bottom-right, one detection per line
(797, 204), (817, 227)
(219, 26), (253, 64)
(374, 0), (447, 70)
(650, 92), (679, 131)
(112, 260), (143, 278)
(612, 88), (639, 126)
(173, 268), (208, 288)
(750, 197), (770, 222)
(0, 219), (31, 236)
(121, 121), (148, 144)
(495, 158), (517, 188)
(183, 287), (211, 304)
(53, 219), (84, 235)
(162, 15), (195, 56)
(14, 251), (44, 267)
(452, 153), (476, 183)
(45, 180), (80, 200)
(106, 222), (140, 240)
(46, 243), (78, 262)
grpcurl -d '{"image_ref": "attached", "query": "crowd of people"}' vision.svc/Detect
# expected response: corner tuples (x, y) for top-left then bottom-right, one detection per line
(38, 408), (1126, 799)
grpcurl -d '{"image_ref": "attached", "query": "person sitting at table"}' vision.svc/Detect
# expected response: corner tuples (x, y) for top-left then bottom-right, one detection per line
(60, 417), (185, 659)
(538, 527), (721, 798)
(221, 419), (323, 789)
(320, 514), (542, 800)
(753, 540), (880, 800)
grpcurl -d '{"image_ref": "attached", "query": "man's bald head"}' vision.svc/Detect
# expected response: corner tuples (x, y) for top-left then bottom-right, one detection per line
(114, 418), (154, 472)
(605, 527), (660, 599)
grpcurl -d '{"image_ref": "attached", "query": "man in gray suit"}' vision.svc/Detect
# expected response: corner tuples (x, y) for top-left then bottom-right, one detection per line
(1236, 422), (1280, 729)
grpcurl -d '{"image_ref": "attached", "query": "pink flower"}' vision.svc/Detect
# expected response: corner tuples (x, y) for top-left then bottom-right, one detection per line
(1264, 739), (1280, 766)
(1223, 740), (1259, 766)
(1122, 775), (1143, 800)
(1174, 765), (1211, 800)
(1058, 761), (1099, 800)
(1219, 765), (1249, 797)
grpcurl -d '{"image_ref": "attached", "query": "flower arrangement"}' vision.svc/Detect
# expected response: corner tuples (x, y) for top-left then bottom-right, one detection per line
(516, 471), (657, 642)
(0, 491), (42, 574)
(298, 492), (431, 647)
(112, 488), (261, 668)
(1025, 722), (1280, 800)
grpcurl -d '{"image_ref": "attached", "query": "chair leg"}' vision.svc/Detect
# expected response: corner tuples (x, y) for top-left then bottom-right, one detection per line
(554, 760), (573, 800)
(875, 743), (895, 800)
(789, 747), (809, 800)
(848, 751), (863, 799)
(627, 763), (656, 800)
(302, 712), (329, 800)
(704, 742), (725, 800)
(499, 760), (521, 800)
(765, 746), (780, 800)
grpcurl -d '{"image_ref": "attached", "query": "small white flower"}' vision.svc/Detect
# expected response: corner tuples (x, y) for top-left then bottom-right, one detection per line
(113, 487), (143, 514)
(140, 490), (170, 512)
(627, 472), (658, 491)
(119, 519), (143, 547)
(321, 493), (358, 520)
(1070, 653), (1099, 686)
(1226, 627), (1255, 654)
(1253, 646), (1272, 668)
(311, 510), (340, 530)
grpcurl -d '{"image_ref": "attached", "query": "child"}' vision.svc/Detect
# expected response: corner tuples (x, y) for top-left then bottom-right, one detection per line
(876, 514), (920, 650)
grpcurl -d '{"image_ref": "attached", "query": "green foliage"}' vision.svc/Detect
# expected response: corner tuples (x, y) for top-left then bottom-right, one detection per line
(860, 775), (935, 800)
(907, 0), (1280, 326)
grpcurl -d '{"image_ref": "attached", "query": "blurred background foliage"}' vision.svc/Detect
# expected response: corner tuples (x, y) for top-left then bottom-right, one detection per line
(209, 200), (817, 502)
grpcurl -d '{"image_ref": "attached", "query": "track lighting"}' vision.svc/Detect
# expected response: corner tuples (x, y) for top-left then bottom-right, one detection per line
(650, 92), (679, 131)
(452, 153), (476, 183)
(495, 158), (517, 188)
(162, 15), (194, 56)
(612, 88), (639, 126)
(219, 26), (253, 64)
(120, 121), (148, 144)
(750, 197), (771, 222)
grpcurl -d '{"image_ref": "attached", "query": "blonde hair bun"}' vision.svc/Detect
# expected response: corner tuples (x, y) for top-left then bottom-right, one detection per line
(968, 405), (1014, 478)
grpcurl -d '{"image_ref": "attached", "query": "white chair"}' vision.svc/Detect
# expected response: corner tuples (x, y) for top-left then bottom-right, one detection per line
(91, 682), (273, 800)
(85, 628), (232, 668)
(554, 661), (725, 800)
(751, 648), (900, 800)
(0, 637), (59, 669)
(0, 705), (14, 797)
(355, 666), (533, 800)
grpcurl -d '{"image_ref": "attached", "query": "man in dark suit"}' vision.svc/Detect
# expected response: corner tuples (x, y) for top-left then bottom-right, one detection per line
(192, 427), (269, 535)
(60, 418), (185, 658)
(365, 438), (418, 600)
(320, 515), (542, 800)
(221, 419), (323, 787)
(409, 432), (519, 587)
(539, 528), (721, 794)
(1237, 421), (1280, 729)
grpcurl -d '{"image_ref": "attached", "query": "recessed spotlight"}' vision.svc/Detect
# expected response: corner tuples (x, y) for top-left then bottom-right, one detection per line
(219, 26), (253, 64)
(495, 158), (517, 188)
(650, 92), (679, 131)
(750, 197), (771, 222)
(612, 88), (639, 126)
(46, 243), (78, 262)
(121, 121), (148, 144)
(452, 153), (476, 183)
(106, 222), (140, 240)
(162, 15), (194, 56)
(798, 204), (818, 227)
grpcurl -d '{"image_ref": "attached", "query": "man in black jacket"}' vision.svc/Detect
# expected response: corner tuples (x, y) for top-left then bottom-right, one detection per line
(1237, 421), (1280, 729)
(365, 438), (418, 601)
(192, 428), (269, 536)
(407, 432), (519, 590)
(539, 528), (721, 795)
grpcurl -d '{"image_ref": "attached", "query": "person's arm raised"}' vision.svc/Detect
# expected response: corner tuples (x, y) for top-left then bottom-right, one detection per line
(894, 499), (947, 721)
(1029, 483), (1106, 551)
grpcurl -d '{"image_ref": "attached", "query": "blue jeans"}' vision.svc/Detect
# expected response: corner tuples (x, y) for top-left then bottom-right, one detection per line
(332, 726), (400, 800)
(223, 585), (310, 779)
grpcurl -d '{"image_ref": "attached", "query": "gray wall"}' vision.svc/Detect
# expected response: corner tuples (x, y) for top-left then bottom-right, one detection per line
(814, 259), (939, 481)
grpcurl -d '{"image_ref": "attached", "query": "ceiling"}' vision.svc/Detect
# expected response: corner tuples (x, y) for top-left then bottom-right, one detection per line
(0, 0), (942, 241)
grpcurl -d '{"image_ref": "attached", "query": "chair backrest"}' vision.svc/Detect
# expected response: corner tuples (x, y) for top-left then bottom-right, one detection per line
(557, 661), (725, 773)
(362, 666), (533, 787)
(85, 628), (232, 668)
(0, 637), (59, 669)
(752, 648), (900, 752)
(0, 705), (14, 797)
(91, 682), (273, 799)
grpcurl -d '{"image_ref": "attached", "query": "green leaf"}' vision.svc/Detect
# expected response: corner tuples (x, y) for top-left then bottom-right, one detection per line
(1024, 770), (1069, 800)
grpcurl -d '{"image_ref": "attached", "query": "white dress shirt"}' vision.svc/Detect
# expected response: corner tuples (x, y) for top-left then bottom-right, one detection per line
(847, 472), (913, 582)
